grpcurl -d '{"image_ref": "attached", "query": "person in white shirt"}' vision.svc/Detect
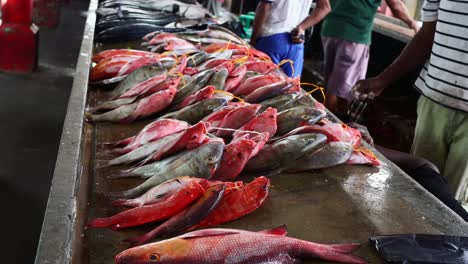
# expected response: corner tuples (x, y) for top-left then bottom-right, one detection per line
(354, 0), (468, 202)
(250, 0), (331, 77)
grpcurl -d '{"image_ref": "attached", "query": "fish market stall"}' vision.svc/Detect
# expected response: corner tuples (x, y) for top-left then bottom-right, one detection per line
(35, 1), (468, 264)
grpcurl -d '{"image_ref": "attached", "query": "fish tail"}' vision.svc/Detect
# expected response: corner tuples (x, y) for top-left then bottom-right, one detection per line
(328, 243), (361, 253)
(106, 185), (144, 199)
(107, 170), (139, 180)
(95, 160), (112, 169)
(124, 233), (153, 247)
(99, 137), (134, 148)
(87, 217), (114, 228)
(110, 198), (137, 207)
(300, 242), (367, 264)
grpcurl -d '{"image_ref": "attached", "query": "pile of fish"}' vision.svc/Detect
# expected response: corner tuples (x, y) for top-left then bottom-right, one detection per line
(88, 176), (270, 247)
(87, 24), (374, 264)
(95, 0), (235, 43)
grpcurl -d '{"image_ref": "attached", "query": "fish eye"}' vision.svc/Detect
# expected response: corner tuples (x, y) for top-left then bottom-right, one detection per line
(301, 114), (310, 120)
(149, 253), (160, 262)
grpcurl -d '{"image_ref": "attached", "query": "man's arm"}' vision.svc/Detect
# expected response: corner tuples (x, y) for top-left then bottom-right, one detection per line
(385, 0), (419, 32)
(250, 1), (272, 46)
(353, 21), (436, 99)
(293, 0), (331, 40)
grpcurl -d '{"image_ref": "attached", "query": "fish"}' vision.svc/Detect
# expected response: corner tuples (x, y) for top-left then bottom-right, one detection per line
(117, 74), (168, 99)
(173, 85), (215, 111)
(147, 32), (177, 45)
(186, 52), (208, 67)
(347, 147), (380, 166)
(96, 24), (186, 43)
(211, 139), (257, 181)
(160, 98), (227, 124)
(207, 68), (229, 90)
(87, 97), (138, 113)
(196, 176), (270, 228)
(168, 55), (188, 75)
(258, 92), (299, 112)
(143, 122), (208, 163)
(232, 107), (277, 141)
(90, 55), (141, 81)
(86, 85), (177, 123)
(110, 64), (167, 98)
(245, 133), (327, 172)
(244, 81), (292, 103)
(244, 61), (277, 74)
(197, 59), (230, 72)
(111, 176), (199, 207)
(201, 104), (239, 129)
(109, 138), (225, 198)
(280, 123), (361, 147)
(125, 184), (225, 246)
(115, 226), (367, 264)
(213, 104), (261, 137)
(207, 24), (247, 45)
(233, 75), (285, 96)
(276, 106), (326, 135)
(92, 49), (156, 63)
(207, 50), (233, 60)
(106, 119), (189, 155)
(117, 55), (161, 76)
(290, 142), (354, 170)
(172, 69), (214, 104)
(87, 180), (205, 230)
(224, 65), (247, 92)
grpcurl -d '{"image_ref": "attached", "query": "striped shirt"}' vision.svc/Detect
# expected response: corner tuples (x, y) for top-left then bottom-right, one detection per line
(414, 0), (468, 112)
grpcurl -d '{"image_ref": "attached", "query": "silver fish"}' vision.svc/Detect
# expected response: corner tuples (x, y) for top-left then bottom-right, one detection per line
(109, 139), (225, 198)
(208, 68), (229, 90)
(173, 69), (214, 104)
(187, 52), (208, 67)
(290, 142), (354, 170)
(160, 98), (227, 124)
(110, 64), (166, 98)
(276, 106), (326, 135)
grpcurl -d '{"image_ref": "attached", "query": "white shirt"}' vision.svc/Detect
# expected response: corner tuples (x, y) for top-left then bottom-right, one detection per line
(414, 0), (468, 112)
(260, 0), (313, 38)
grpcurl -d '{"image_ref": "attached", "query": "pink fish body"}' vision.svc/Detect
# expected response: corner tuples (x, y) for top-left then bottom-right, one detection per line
(127, 85), (177, 121)
(117, 55), (161, 76)
(233, 75), (284, 96)
(244, 61), (277, 74)
(118, 74), (167, 99)
(233, 107), (278, 140)
(224, 65), (247, 92)
(92, 49), (155, 63)
(111, 119), (190, 155)
(148, 33), (178, 45)
(115, 226), (367, 264)
(176, 85), (215, 110)
(214, 104), (261, 137)
(212, 139), (257, 181)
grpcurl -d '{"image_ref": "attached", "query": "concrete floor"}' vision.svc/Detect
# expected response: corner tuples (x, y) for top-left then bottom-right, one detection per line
(0, 2), (88, 263)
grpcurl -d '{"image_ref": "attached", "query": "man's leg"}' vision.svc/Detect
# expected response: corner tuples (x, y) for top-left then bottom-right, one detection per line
(255, 33), (288, 72)
(443, 109), (468, 201)
(411, 96), (450, 187)
(285, 42), (305, 78)
(323, 37), (369, 115)
(321, 36), (338, 112)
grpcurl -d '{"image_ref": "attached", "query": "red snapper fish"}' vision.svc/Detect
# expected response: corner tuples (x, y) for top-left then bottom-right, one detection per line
(117, 55), (161, 76)
(233, 107), (277, 141)
(92, 49), (155, 63)
(103, 119), (189, 154)
(115, 226), (367, 264)
(89, 55), (141, 81)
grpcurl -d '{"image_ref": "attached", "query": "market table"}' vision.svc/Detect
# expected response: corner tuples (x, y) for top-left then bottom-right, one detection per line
(35, 2), (468, 264)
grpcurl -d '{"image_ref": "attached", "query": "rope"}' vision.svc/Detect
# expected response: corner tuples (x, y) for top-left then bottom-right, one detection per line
(214, 90), (245, 103)
(300, 82), (326, 105)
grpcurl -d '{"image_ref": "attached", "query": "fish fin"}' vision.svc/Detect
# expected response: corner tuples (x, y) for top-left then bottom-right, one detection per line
(258, 225), (288, 236)
(328, 243), (361, 253)
(266, 168), (284, 177)
(179, 230), (240, 240)
(124, 234), (152, 247)
(95, 160), (112, 169)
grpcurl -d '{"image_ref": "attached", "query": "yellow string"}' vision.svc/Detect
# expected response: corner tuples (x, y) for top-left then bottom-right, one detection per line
(214, 90), (245, 103)
(213, 40), (233, 54)
(233, 55), (249, 65)
(300, 82), (326, 105)
(353, 146), (377, 160)
(175, 72), (186, 86)
(277, 59), (295, 77)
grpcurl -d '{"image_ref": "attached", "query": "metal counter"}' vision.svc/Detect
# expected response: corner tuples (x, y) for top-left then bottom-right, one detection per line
(35, 3), (468, 264)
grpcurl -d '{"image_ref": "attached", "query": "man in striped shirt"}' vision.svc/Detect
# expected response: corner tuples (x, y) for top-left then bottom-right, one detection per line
(354, 0), (468, 202)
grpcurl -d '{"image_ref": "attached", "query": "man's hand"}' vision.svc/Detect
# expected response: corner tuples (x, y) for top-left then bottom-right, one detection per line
(291, 26), (305, 43)
(409, 20), (420, 34)
(352, 77), (388, 101)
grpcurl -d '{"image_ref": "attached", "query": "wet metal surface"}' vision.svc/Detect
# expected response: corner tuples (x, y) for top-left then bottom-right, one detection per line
(37, 4), (468, 263)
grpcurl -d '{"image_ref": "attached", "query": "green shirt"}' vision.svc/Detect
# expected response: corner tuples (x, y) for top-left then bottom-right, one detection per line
(321, 0), (382, 45)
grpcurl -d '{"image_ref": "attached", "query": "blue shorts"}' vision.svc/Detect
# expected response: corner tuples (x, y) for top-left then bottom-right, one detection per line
(255, 32), (304, 78)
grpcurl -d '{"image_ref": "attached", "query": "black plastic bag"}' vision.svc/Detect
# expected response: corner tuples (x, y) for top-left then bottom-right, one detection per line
(369, 234), (468, 263)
